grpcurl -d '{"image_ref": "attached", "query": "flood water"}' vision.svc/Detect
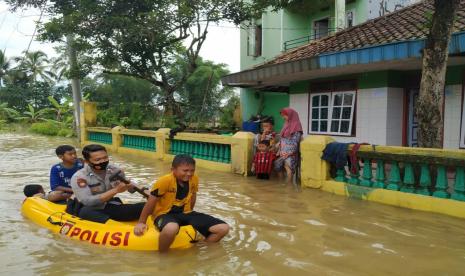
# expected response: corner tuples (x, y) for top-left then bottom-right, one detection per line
(1, 132), (465, 275)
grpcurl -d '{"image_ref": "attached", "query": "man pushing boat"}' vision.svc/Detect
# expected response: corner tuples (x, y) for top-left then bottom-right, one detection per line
(70, 144), (146, 223)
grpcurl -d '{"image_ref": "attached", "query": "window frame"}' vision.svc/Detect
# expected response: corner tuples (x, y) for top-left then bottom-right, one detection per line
(460, 86), (465, 148)
(308, 90), (357, 136)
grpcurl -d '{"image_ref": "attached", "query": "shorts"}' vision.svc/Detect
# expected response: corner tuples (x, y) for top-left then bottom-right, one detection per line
(154, 211), (226, 238)
(256, 173), (270, 180)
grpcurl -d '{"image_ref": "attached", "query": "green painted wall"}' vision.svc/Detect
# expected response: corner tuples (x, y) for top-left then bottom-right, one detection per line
(262, 93), (289, 131)
(240, 89), (289, 131)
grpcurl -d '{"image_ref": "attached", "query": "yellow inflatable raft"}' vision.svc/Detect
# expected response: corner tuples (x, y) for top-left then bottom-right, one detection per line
(21, 197), (197, 251)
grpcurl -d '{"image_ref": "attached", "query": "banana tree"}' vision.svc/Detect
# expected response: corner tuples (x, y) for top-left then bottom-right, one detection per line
(48, 96), (73, 122)
(17, 104), (52, 123)
(0, 103), (19, 121)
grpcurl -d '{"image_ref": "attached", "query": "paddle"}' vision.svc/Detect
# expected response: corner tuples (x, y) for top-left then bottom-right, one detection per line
(109, 171), (149, 198)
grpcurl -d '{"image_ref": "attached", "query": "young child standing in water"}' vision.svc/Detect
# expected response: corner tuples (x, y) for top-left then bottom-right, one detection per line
(252, 140), (276, 180)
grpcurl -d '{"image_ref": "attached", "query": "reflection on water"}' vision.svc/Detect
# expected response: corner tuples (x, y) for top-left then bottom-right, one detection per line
(1, 133), (465, 275)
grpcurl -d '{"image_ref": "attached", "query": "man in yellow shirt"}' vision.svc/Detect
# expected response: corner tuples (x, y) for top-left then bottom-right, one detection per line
(134, 154), (229, 252)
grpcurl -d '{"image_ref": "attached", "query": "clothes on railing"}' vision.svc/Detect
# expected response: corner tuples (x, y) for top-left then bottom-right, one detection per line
(322, 142), (351, 169)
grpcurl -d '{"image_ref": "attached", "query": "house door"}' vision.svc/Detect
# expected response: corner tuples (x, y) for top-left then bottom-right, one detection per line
(313, 18), (329, 39)
(407, 89), (419, 147)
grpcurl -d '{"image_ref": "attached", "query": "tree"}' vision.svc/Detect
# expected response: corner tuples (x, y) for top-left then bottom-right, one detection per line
(13, 51), (55, 83)
(6, 0), (269, 119)
(416, 0), (461, 148)
(175, 57), (233, 126)
(219, 94), (240, 129)
(0, 50), (11, 87)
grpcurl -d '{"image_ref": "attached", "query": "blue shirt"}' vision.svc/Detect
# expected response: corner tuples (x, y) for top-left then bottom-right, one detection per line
(50, 161), (84, 191)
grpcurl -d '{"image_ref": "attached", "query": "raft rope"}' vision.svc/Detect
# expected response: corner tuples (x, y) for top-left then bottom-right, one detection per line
(47, 212), (65, 226)
(185, 230), (199, 243)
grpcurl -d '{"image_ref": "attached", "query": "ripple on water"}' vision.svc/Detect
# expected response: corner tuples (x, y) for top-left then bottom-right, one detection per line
(3, 133), (465, 275)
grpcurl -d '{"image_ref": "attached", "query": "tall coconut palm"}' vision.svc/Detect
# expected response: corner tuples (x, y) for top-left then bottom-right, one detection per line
(0, 50), (11, 87)
(14, 51), (55, 83)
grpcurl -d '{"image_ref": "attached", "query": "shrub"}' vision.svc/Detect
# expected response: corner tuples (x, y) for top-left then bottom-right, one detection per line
(57, 128), (75, 137)
(30, 121), (60, 136)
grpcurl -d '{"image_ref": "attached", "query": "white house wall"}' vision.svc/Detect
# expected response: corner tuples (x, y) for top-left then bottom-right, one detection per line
(290, 87), (404, 146)
(290, 93), (309, 135)
(386, 87), (404, 146)
(443, 84), (462, 149)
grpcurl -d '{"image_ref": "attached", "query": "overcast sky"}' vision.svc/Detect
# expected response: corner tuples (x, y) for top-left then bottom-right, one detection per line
(0, 2), (241, 73)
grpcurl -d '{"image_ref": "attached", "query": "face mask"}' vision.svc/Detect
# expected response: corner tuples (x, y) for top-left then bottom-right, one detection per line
(89, 160), (109, 170)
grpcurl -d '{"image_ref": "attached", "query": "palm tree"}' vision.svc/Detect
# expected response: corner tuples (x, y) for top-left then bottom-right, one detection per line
(0, 50), (11, 87)
(14, 51), (55, 83)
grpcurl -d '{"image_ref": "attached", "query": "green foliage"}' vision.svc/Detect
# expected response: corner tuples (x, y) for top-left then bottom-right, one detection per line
(57, 128), (74, 137)
(5, 0), (270, 118)
(271, 0), (331, 14)
(0, 103), (20, 122)
(13, 51), (55, 83)
(17, 104), (52, 123)
(30, 121), (61, 136)
(0, 81), (69, 112)
(174, 57), (233, 126)
(0, 50), (11, 87)
(219, 95), (240, 129)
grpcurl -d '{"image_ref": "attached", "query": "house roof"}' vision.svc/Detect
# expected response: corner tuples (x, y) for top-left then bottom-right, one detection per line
(264, 0), (465, 66)
(221, 0), (465, 90)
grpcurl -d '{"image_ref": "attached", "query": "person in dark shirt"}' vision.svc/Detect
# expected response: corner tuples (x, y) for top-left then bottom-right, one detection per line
(50, 145), (84, 193)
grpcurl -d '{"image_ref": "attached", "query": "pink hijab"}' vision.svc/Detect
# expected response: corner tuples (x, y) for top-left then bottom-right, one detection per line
(280, 108), (303, 138)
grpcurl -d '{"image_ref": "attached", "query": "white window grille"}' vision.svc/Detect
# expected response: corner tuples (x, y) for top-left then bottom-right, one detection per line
(460, 93), (465, 148)
(309, 91), (356, 136)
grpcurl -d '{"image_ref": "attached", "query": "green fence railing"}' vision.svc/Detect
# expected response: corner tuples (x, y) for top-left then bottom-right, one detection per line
(169, 139), (231, 163)
(88, 131), (112, 145)
(122, 135), (156, 152)
(333, 148), (465, 202)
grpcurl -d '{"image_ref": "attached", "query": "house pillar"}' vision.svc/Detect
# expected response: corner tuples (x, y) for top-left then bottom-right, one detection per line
(335, 0), (346, 30)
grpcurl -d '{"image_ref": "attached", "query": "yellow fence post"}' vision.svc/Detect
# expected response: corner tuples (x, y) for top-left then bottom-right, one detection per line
(155, 128), (170, 159)
(111, 126), (123, 153)
(300, 135), (334, 188)
(231, 131), (255, 175)
(79, 101), (97, 145)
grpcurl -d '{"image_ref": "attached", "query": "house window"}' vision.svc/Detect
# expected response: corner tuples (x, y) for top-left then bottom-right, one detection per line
(460, 93), (465, 148)
(309, 91), (356, 136)
(247, 24), (262, 57)
(346, 10), (355, 28)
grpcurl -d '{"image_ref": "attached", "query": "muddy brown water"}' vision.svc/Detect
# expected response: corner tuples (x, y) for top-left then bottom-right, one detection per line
(1, 133), (465, 275)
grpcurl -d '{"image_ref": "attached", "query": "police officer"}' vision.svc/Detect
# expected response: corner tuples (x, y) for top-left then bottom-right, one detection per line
(70, 144), (145, 223)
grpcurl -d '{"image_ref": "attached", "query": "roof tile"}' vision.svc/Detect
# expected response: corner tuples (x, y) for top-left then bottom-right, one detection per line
(265, 0), (465, 66)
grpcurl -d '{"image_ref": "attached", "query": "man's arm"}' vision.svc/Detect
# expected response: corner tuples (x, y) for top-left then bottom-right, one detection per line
(54, 186), (74, 193)
(46, 191), (72, 202)
(190, 193), (197, 210)
(49, 166), (60, 191)
(71, 175), (127, 206)
(134, 195), (158, 236)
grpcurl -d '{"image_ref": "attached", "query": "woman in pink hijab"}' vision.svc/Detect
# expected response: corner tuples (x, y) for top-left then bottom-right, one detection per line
(274, 108), (303, 184)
